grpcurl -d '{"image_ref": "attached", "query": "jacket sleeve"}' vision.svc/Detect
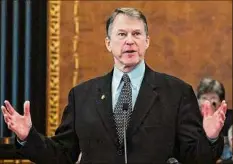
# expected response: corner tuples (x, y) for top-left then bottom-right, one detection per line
(176, 84), (224, 164)
(16, 88), (80, 164)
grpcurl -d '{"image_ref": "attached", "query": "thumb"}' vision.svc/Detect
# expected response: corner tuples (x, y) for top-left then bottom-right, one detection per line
(24, 101), (30, 117)
(220, 100), (227, 114)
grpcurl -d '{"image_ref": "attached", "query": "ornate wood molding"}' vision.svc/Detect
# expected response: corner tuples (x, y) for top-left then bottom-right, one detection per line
(73, 3), (81, 163)
(73, 0), (79, 86)
(47, 1), (61, 136)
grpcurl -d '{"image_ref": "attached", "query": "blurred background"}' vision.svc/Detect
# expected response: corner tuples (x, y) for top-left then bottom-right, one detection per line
(0, 0), (232, 163)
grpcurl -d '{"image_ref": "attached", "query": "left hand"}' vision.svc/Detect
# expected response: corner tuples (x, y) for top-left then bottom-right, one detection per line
(202, 100), (227, 139)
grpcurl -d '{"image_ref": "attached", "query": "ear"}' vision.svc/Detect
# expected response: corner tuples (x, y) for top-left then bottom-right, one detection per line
(105, 37), (111, 52)
(145, 35), (150, 49)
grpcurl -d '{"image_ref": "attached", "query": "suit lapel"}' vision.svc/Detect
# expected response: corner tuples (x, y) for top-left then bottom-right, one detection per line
(128, 65), (161, 137)
(95, 71), (119, 146)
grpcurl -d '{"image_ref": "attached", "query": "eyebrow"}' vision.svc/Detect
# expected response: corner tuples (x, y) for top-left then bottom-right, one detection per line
(117, 29), (142, 32)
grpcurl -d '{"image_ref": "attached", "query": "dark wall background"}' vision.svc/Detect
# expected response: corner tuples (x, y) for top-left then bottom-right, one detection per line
(0, 0), (47, 159)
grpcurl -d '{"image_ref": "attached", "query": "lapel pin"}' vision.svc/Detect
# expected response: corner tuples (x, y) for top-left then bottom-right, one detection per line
(101, 94), (105, 100)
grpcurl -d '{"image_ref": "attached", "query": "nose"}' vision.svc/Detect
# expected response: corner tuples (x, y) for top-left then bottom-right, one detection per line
(125, 34), (135, 45)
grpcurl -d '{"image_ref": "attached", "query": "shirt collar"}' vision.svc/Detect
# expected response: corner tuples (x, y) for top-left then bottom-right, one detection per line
(112, 60), (145, 91)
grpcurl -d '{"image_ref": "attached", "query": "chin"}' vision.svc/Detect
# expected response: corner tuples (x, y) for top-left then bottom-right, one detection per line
(123, 55), (141, 64)
(123, 60), (140, 67)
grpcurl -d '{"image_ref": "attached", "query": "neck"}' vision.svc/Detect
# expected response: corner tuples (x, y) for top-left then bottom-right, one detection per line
(120, 65), (136, 73)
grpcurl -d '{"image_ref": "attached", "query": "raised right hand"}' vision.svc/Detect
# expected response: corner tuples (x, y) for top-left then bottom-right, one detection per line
(1, 100), (32, 141)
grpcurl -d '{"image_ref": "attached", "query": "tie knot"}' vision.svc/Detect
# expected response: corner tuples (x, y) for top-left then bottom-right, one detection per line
(122, 73), (130, 84)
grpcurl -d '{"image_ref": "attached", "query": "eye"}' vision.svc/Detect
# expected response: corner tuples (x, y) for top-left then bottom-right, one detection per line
(200, 96), (207, 100)
(118, 32), (126, 36)
(133, 32), (141, 36)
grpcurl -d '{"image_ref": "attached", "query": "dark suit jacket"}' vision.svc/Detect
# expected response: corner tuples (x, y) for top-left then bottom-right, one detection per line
(16, 65), (224, 164)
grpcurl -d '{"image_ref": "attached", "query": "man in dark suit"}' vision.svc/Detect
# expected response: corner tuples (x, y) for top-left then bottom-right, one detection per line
(1, 7), (227, 164)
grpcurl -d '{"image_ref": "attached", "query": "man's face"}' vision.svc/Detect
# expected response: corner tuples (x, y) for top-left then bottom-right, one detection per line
(105, 14), (150, 69)
(198, 92), (221, 114)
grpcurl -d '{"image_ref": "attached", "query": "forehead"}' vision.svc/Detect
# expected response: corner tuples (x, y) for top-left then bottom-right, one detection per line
(200, 92), (219, 98)
(111, 14), (145, 31)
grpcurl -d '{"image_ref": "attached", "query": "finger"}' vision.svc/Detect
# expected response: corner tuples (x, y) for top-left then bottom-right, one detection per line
(1, 106), (8, 115)
(8, 119), (15, 128)
(2, 108), (13, 119)
(7, 121), (11, 129)
(4, 114), (13, 122)
(24, 101), (30, 117)
(217, 100), (227, 110)
(4, 115), (10, 124)
(218, 110), (226, 121)
(215, 101), (227, 117)
(201, 103), (207, 117)
(4, 100), (15, 115)
(220, 100), (227, 114)
(7, 123), (14, 130)
(10, 121), (14, 126)
(218, 119), (225, 126)
(202, 101), (213, 117)
(1, 107), (12, 122)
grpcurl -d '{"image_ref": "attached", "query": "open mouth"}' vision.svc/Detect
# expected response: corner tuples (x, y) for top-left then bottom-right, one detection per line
(124, 50), (137, 53)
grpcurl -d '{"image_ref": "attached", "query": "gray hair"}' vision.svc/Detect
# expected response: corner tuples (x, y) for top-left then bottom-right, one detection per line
(106, 7), (148, 38)
(196, 77), (225, 101)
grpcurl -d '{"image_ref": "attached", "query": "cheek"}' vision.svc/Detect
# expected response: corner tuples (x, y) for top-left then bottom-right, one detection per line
(111, 41), (124, 52)
(138, 42), (148, 51)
